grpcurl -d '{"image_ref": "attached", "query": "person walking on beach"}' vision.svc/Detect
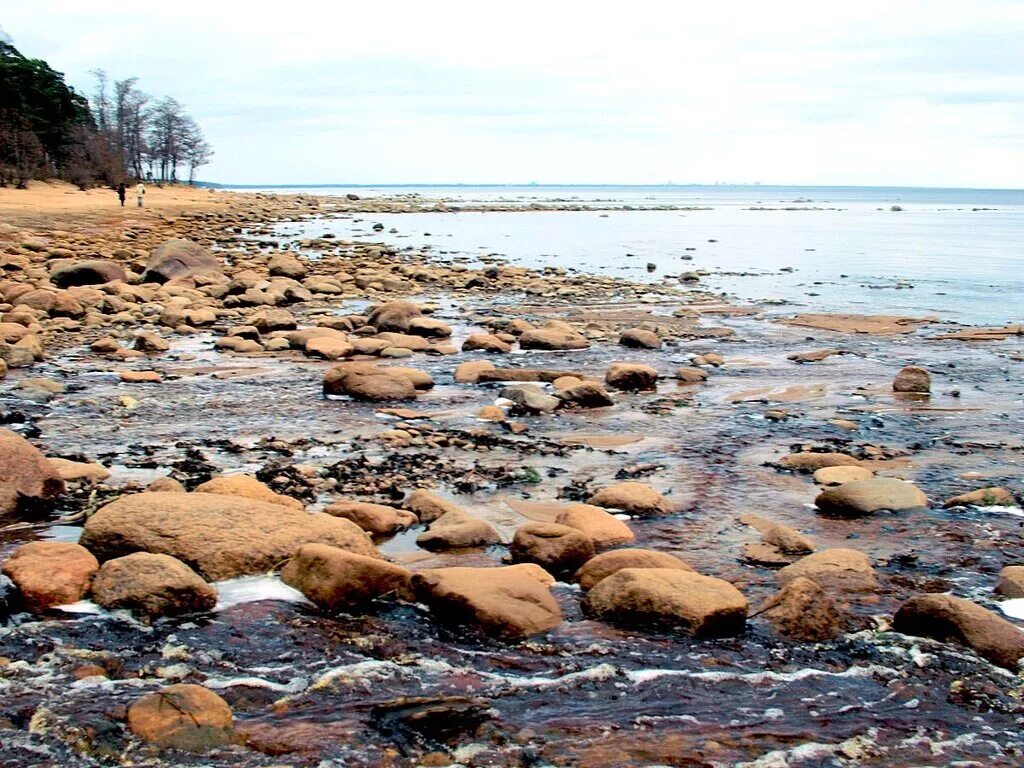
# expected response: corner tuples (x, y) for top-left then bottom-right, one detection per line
(136, 182), (145, 208)
(116, 182), (126, 207)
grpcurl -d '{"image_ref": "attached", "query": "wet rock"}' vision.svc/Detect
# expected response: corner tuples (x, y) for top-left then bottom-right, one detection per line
(813, 465), (874, 485)
(369, 696), (493, 751)
(893, 365), (931, 394)
(127, 684), (234, 751)
(416, 510), (501, 550)
(15, 377), (64, 402)
(407, 317), (452, 338)
(411, 564), (562, 638)
(453, 360), (496, 383)
(556, 381), (615, 408)
(133, 331), (171, 353)
(268, 253), (307, 279)
(50, 259), (127, 287)
(250, 308), (296, 333)
(893, 594), (1024, 669)
(323, 499), (418, 536)
(195, 473), (303, 510)
(605, 362), (658, 391)
(777, 548), (877, 593)
(574, 548), (693, 590)
(147, 477), (185, 493)
(584, 568), (748, 637)
(368, 300), (422, 332)
(323, 362), (418, 401)
(995, 566), (1024, 598)
(462, 333), (512, 353)
(49, 457), (111, 483)
(119, 370), (162, 383)
(0, 428), (65, 514)
(757, 577), (846, 641)
(404, 489), (463, 523)
(305, 335), (353, 360)
(788, 349), (844, 363)
(777, 452), (860, 472)
(500, 384), (560, 414)
(675, 366), (708, 383)
(943, 487), (1018, 508)
(91, 552), (217, 618)
(762, 522), (815, 554)
(141, 239), (222, 283)
(518, 327), (589, 350)
(384, 365), (434, 390)
(588, 481), (670, 516)
(815, 477), (927, 516)
(477, 405), (506, 421)
(1, 541), (99, 611)
(619, 328), (661, 349)
(281, 544), (413, 609)
(510, 522), (595, 574)
(80, 492), (378, 581)
(554, 503), (635, 548)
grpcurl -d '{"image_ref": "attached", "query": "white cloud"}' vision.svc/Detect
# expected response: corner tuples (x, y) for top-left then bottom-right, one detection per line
(5, 0), (1023, 185)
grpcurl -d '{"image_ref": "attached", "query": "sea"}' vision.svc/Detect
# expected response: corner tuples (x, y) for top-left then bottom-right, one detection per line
(227, 185), (1024, 326)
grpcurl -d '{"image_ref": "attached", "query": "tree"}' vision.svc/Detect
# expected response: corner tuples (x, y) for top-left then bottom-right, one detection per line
(182, 117), (213, 184)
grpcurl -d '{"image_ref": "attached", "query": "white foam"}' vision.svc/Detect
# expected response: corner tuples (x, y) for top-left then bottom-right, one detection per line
(213, 575), (310, 610)
(625, 663), (899, 686)
(55, 600), (103, 615)
(204, 675), (308, 694)
(998, 599), (1024, 620)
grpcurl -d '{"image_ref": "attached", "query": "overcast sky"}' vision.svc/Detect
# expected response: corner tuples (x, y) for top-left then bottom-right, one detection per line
(4, 1), (1022, 187)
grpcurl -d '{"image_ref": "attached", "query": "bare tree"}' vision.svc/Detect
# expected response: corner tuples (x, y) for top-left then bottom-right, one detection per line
(182, 117), (213, 184)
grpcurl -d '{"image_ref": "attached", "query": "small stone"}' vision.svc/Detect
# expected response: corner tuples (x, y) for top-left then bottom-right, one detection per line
(893, 365), (930, 394)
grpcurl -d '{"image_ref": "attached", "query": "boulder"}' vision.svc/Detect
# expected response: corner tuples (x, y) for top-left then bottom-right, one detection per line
(500, 384), (560, 414)
(407, 317), (452, 338)
(133, 331), (171, 353)
(305, 335), (353, 360)
(757, 577), (846, 641)
(588, 482), (670, 516)
(385, 366), (434, 390)
(618, 328), (661, 349)
(584, 568), (748, 637)
(1, 542), (98, 611)
(995, 566), (1024, 599)
(454, 360), (496, 384)
(323, 499), (417, 536)
(90, 552), (216, 618)
(762, 522), (815, 554)
(675, 366), (708, 383)
(412, 564), (561, 637)
(416, 510), (501, 550)
(141, 239), (221, 283)
(556, 381), (614, 408)
(323, 362), (418, 402)
(777, 452), (860, 472)
(128, 684), (234, 751)
(404, 489), (462, 523)
(50, 259), (127, 288)
(943, 487), (1018, 508)
(605, 363), (658, 391)
(250, 308), (296, 333)
(813, 465), (875, 486)
(147, 477), (185, 493)
(510, 522), (595, 574)
(554, 503), (635, 548)
(268, 253), (307, 279)
(462, 333), (512, 353)
(574, 548), (693, 590)
(194, 474), (303, 510)
(815, 477), (927, 516)
(893, 365), (930, 394)
(518, 328), (589, 350)
(281, 544), (412, 609)
(49, 458), (110, 483)
(0, 429), (65, 515)
(777, 549), (877, 593)
(893, 594), (1024, 669)
(368, 300), (422, 332)
(79, 492), (378, 581)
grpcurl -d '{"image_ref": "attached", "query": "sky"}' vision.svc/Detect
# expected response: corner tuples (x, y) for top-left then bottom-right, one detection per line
(3, 0), (1023, 187)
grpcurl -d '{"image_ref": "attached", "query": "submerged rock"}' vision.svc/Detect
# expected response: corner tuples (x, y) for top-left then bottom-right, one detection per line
(588, 481), (670, 516)
(281, 544), (412, 610)
(574, 548), (693, 590)
(893, 594), (1024, 669)
(815, 477), (927, 516)
(893, 365), (931, 394)
(584, 568), (748, 637)
(2, 541), (98, 611)
(128, 684), (234, 751)
(91, 552), (216, 618)
(412, 564), (562, 638)
(80, 492), (378, 581)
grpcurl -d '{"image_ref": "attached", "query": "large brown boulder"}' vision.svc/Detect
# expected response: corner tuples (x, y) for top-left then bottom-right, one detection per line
(518, 328), (589, 350)
(323, 362), (418, 402)
(416, 510), (501, 550)
(141, 239), (221, 284)
(128, 684), (234, 751)
(757, 577), (846, 641)
(323, 499), (418, 536)
(605, 363), (658, 391)
(584, 568), (748, 637)
(893, 594), (1024, 669)
(996, 566), (1024, 598)
(943, 487), (1018, 508)
(555, 503), (635, 548)
(412, 564), (562, 638)
(462, 333), (512, 353)
(588, 482), (670, 516)
(815, 477), (927, 517)
(368, 300), (422, 332)
(510, 522), (595, 575)
(404, 489), (463, 523)
(281, 544), (412, 610)
(619, 328), (661, 349)
(79, 492), (378, 581)
(50, 259), (128, 288)
(195, 474), (303, 510)
(0, 429), (65, 515)
(574, 548), (693, 590)
(2, 541), (98, 611)
(777, 452), (860, 472)
(777, 549), (877, 593)
(90, 552), (216, 618)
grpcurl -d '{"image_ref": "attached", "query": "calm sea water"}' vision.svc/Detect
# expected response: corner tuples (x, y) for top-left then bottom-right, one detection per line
(237, 185), (1024, 326)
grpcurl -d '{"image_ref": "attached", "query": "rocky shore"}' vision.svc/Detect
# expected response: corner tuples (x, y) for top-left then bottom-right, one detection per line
(0, 182), (1022, 766)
